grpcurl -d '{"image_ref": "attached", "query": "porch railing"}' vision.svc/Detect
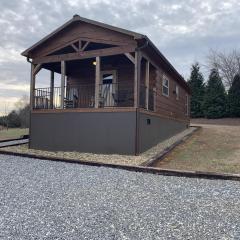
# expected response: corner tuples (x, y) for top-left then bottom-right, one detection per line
(33, 83), (135, 109)
(34, 83), (156, 110)
(34, 87), (61, 109)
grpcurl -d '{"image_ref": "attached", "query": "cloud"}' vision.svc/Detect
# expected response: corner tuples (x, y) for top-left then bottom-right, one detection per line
(0, 0), (240, 115)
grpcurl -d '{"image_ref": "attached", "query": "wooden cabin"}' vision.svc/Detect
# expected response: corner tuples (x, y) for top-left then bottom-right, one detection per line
(22, 15), (190, 155)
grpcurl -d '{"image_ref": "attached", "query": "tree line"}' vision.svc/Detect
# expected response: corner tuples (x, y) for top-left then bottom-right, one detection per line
(188, 50), (240, 119)
(0, 96), (30, 128)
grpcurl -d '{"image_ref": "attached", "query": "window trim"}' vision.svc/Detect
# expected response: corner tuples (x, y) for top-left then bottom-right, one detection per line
(176, 85), (179, 100)
(162, 77), (169, 97)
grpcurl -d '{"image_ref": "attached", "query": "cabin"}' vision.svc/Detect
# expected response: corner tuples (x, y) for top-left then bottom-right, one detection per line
(22, 15), (190, 155)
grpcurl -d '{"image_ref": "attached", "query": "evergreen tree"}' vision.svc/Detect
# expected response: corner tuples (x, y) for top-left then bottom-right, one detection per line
(204, 69), (226, 118)
(228, 74), (240, 117)
(188, 63), (205, 117)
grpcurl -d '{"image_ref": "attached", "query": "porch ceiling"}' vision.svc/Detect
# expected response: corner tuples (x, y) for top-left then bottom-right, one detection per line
(42, 54), (133, 76)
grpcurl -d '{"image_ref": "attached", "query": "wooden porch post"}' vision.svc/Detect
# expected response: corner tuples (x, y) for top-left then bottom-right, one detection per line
(134, 51), (141, 108)
(95, 56), (100, 108)
(145, 61), (150, 110)
(50, 71), (54, 109)
(30, 63), (36, 110)
(60, 61), (66, 109)
(30, 63), (42, 110)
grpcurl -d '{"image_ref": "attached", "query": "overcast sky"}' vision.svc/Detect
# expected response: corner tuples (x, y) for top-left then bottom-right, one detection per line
(0, 0), (240, 115)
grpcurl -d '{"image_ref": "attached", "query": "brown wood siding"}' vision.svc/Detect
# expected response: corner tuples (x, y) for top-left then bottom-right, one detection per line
(67, 63), (134, 85)
(139, 50), (189, 122)
(154, 70), (189, 121)
(30, 21), (137, 58)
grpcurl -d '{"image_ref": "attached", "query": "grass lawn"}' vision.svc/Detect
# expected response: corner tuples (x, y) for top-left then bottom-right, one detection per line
(153, 118), (240, 174)
(0, 128), (29, 141)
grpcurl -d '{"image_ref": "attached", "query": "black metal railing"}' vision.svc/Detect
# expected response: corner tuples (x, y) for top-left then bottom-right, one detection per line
(33, 83), (157, 110)
(99, 83), (134, 107)
(33, 83), (135, 109)
(66, 84), (95, 108)
(34, 87), (62, 109)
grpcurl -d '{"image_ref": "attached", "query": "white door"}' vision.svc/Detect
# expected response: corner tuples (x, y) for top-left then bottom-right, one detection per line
(100, 70), (117, 106)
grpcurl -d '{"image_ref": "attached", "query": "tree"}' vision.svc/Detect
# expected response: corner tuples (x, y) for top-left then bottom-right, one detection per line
(188, 63), (205, 117)
(204, 69), (227, 119)
(207, 49), (240, 88)
(18, 104), (30, 128)
(228, 74), (240, 117)
(7, 110), (21, 128)
(15, 95), (30, 128)
(15, 95), (29, 110)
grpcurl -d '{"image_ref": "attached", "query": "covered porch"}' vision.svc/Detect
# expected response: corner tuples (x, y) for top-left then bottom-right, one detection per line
(31, 49), (157, 111)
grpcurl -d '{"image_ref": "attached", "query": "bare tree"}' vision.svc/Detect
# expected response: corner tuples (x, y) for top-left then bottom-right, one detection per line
(4, 102), (9, 130)
(15, 95), (29, 111)
(15, 95), (30, 128)
(207, 49), (240, 88)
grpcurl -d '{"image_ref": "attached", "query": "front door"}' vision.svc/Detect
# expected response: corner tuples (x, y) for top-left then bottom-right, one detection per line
(100, 70), (117, 107)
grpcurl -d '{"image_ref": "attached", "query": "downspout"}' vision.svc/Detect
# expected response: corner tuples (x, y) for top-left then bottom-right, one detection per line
(134, 37), (148, 155)
(27, 57), (32, 149)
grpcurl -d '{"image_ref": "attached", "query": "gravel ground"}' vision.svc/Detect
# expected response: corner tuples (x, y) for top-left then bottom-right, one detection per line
(0, 154), (240, 239)
(0, 127), (195, 166)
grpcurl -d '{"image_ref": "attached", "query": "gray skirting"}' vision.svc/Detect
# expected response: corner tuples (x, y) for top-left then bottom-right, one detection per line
(30, 111), (188, 155)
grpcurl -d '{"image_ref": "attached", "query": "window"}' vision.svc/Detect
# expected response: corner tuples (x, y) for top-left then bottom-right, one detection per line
(185, 94), (189, 116)
(162, 77), (169, 96)
(176, 85), (179, 100)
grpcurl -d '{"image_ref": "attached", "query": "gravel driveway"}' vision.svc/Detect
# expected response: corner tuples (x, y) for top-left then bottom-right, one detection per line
(0, 154), (240, 239)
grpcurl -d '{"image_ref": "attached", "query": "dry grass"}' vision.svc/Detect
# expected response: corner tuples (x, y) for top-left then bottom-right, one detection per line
(153, 119), (240, 174)
(0, 128), (29, 141)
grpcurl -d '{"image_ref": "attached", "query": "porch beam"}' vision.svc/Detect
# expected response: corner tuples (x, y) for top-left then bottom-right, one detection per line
(60, 61), (66, 109)
(134, 50), (141, 108)
(33, 45), (136, 64)
(81, 41), (90, 51)
(124, 53), (135, 64)
(33, 63), (42, 75)
(95, 57), (101, 108)
(50, 71), (54, 109)
(145, 61), (150, 110)
(78, 40), (82, 50)
(38, 37), (132, 57)
(141, 52), (159, 71)
(71, 43), (79, 52)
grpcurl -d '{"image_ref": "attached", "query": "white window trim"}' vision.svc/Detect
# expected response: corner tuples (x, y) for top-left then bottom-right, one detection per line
(176, 85), (179, 100)
(162, 77), (169, 97)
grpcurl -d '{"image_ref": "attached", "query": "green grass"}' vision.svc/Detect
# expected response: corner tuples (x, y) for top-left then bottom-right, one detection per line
(0, 128), (29, 141)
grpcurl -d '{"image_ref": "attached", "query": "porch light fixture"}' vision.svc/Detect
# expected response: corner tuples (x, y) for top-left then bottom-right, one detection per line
(92, 61), (96, 65)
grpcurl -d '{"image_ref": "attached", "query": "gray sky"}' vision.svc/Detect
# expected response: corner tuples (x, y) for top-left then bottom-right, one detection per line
(0, 0), (240, 115)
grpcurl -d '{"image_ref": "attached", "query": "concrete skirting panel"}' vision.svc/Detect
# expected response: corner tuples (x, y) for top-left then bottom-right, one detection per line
(139, 112), (188, 153)
(30, 111), (136, 155)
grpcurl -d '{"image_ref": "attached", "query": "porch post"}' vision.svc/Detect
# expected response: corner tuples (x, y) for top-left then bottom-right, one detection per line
(95, 56), (100, 108)
(50, 71), (54, 109)
(60, 61), (66, 109)
(134, 51), (141, 108)
(30, 63), (36, 110)
(145, 61), (150, 110)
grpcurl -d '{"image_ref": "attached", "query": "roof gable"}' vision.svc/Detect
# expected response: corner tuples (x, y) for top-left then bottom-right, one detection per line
(22, 15), (142, 58)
